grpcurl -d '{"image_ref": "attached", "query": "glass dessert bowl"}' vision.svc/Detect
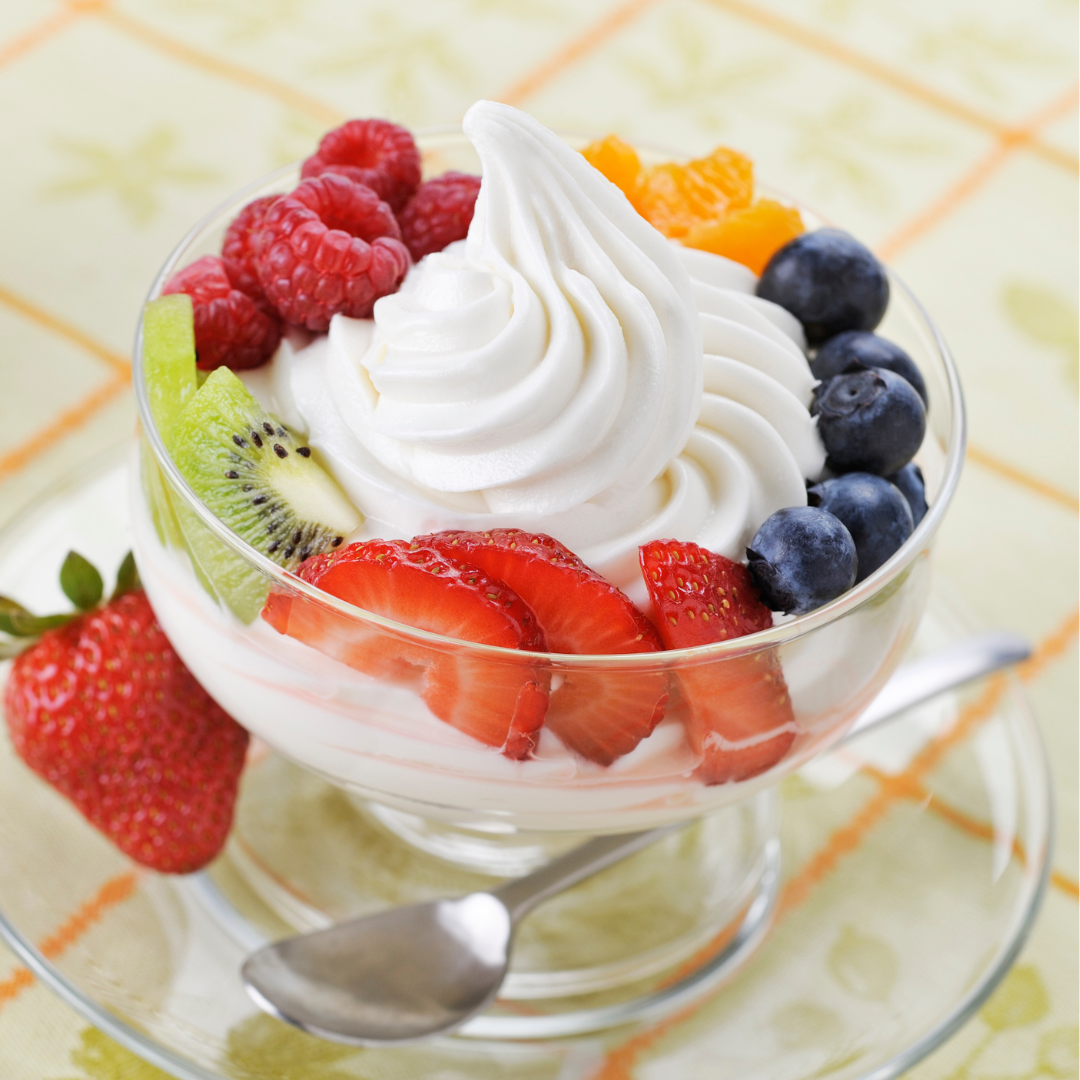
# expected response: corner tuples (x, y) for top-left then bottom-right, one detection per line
(132, 128), (964, 836)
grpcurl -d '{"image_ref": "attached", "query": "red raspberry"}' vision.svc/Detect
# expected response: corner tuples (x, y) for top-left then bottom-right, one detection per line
(255, 174), (410, 331)
(398, 172), (482, 262)
(221, 195), (278, 315)
(162, 255), (282, 371)
(302, 119), (421, 212)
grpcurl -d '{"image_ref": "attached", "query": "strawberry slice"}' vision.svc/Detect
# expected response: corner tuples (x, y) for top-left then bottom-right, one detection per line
(640, 539), (795, 784)
(262, 540), (549, 758)
(419, 530), (668, 766)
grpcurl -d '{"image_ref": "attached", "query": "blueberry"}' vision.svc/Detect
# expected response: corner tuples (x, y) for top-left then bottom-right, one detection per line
(756, 228), (889, 345)
(812, 330), (928, 406)
(813, 367), (926, 476)
(887, 462), (929, 527)
(807, 473), (913, 583)
(747, 506), (858, 615)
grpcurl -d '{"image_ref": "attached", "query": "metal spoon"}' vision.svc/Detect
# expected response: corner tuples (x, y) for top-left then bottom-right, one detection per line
(242, 630), (1030, 1045)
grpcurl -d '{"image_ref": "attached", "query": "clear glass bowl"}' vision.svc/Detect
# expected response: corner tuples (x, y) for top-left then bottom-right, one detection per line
(130, 131), (965, 835)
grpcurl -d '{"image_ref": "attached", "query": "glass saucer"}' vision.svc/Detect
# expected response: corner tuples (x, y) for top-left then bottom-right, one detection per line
(0, 453), (1052, 1080)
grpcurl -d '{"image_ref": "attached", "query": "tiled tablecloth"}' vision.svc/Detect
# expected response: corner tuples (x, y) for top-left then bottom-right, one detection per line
(0, 2), (1075, 1078)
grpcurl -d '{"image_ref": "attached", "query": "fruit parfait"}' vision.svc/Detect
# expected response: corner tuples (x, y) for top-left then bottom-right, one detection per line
(132, 101), (963, 836)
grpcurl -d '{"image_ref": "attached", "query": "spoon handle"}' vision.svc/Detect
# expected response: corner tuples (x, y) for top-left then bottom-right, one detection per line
(841, 630), (1030, 744)
(493, 825), (682, 921)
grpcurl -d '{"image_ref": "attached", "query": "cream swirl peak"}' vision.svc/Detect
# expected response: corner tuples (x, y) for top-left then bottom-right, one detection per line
(336, 99), (703, 515)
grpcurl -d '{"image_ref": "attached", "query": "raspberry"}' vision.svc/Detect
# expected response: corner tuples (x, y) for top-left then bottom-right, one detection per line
(255, 174), (410, 331)
(302, 119), (421, 212)
(162, 255), (282, 371)
(398, 172), (482, 262)
(221, 195), (278, 315)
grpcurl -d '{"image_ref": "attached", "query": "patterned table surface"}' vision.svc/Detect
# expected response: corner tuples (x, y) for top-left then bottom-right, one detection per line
(0, 1), (1075, 1078)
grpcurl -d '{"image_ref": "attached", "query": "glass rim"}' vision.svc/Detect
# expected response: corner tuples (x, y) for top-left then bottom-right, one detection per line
(131, 132), (967, 667)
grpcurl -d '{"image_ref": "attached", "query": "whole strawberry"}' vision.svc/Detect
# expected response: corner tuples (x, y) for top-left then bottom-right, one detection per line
(2, 552), (248, 873)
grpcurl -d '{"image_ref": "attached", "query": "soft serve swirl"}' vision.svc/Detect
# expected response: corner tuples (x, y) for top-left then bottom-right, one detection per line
(270, 101), (825, 594)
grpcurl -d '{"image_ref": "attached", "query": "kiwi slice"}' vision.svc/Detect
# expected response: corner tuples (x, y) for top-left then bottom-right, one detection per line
(170, 367), (362, 616)
(140, 296), (197, 564)
(140, 297), (362, 623)
(140, 439), (184, 549)
(142, 294), (198, 447)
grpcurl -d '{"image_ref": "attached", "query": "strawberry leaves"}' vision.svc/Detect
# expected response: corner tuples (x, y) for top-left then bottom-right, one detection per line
(0, 551), (141, 659)
(111, 551), (141, 601)
(60, 551), (104, 611)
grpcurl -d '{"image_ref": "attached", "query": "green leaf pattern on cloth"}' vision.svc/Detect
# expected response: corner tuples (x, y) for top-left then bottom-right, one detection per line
(771, 1002), (845, 1050)
(926, 967), (1068, 1080)
(53, 1028), (173, 1080)
(981, 964), (1051, 1032)
(1000, 282), (1080, 390)
(826, 924), (899, 1002)
(44, 127), (219, 226)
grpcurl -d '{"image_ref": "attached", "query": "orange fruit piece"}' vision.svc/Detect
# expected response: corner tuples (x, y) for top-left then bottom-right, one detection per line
(635, 146), (754, 239)
(581, 134), (643, 200)
(682, 198), (804, 275)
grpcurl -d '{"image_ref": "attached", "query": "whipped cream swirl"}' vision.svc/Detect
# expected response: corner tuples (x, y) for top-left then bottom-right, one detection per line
(270, 101), (824, 593)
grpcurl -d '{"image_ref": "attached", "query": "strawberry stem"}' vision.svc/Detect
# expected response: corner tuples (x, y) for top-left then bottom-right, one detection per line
(0, 596), (33, 636)
(7, 611), (75, 635)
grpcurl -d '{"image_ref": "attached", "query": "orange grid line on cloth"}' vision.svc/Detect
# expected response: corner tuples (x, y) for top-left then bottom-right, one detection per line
(965, 445), (1080, 514)
(932, 798), (1080, 903)
(0, 871), (138, 1014)
(857, 770), (1078, 903)
(0, 282), (129, 376)
(877, 83), (1080, 262)
(0, 370), (129, 485)
(1052, 871), (1080, 901)
(496, 0), (661, 107)
(0, 0), (102, 73)
(700, 0), (1077, 174)
(97, 7), (345, 127)
(594, 605), (1078, 1079)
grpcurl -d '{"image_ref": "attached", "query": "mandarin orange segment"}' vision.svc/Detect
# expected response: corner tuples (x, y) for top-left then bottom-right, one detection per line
(581, 134), (643, 200)
(635, 146), (754, 238)
(682, 198), (804, 275)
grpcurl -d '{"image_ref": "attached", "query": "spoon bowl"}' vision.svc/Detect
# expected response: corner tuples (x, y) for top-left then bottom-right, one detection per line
(245, 893), (512, 1044)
